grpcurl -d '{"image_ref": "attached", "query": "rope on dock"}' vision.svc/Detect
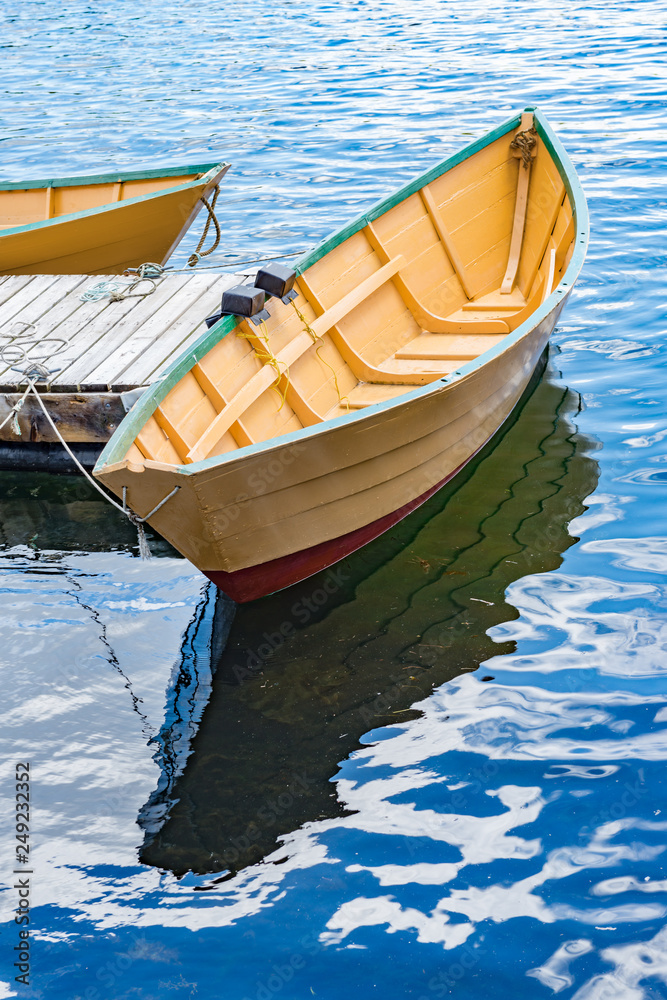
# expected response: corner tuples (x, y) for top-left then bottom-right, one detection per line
(80, 266), (163, 302)
(0, 322), (67, 434)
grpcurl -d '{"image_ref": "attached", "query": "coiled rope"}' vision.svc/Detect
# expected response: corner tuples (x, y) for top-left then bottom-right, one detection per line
(510, 126), (538, 168)
(0, 322), (66, 434)
(80, 263), (164, 302)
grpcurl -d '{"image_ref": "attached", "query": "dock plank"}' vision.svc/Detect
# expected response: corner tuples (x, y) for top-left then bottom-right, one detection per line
(14, 275), (99, 347)
(0, 275), (63, 332)
(108, 274), (234, 388)
(0, 274), (33, 309)
(50, 274), (195, 391)
(41, 297), (144, 389)
(0, 275), (92, 379)
(86, 273), (222, 389)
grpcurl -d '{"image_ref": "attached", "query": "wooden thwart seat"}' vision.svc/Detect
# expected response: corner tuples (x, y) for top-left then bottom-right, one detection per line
(297, 272), (460, 386)
(394, 332), (505, 361)
(306, 257), (404, 338)
(342, 383), (412, 410)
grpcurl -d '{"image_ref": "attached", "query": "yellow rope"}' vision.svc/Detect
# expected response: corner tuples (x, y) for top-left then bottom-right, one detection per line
(290, 300), (349, 411)
(290, 300), (318, 341)
(235, 299), (351, 416)
(236, 322), (290, 410)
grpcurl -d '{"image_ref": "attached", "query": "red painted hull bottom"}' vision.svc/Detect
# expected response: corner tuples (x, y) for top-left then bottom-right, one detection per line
(202, 453), (476, 603)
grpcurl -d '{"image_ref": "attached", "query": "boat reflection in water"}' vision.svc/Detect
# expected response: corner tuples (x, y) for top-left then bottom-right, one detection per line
(138, 358), (599, 878)
(0, 471), (141, 552)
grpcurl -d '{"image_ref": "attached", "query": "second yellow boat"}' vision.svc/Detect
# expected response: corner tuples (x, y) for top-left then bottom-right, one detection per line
(0, 161), (229, 275)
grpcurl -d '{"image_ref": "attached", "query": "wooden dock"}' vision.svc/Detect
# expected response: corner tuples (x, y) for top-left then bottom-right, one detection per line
(0, 270), (241, 465)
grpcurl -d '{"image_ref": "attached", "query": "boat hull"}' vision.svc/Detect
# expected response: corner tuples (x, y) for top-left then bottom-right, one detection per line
(98, 298), (564, 601)
(202, 448), (487, 601)
(198, 306), (560, 601)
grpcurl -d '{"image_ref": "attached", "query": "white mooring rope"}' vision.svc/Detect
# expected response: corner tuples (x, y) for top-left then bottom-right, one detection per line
(0, 327), (180, 559)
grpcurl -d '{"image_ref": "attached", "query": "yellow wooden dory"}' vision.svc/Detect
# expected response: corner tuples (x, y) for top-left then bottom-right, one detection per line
(94, 107), (588, 602)
(0, 161), (229, 275)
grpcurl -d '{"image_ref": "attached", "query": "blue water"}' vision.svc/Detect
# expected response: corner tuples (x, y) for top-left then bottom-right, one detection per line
(2, 2), (667, 998)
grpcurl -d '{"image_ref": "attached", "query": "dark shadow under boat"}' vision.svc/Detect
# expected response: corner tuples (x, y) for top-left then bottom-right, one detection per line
(136, 354), (600, 878)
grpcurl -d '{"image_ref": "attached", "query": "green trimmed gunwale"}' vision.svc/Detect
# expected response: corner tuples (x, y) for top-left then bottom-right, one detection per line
(0, 161), (226, 191)
(94, 107), (588, 478)
(0, 163), (230, 239)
